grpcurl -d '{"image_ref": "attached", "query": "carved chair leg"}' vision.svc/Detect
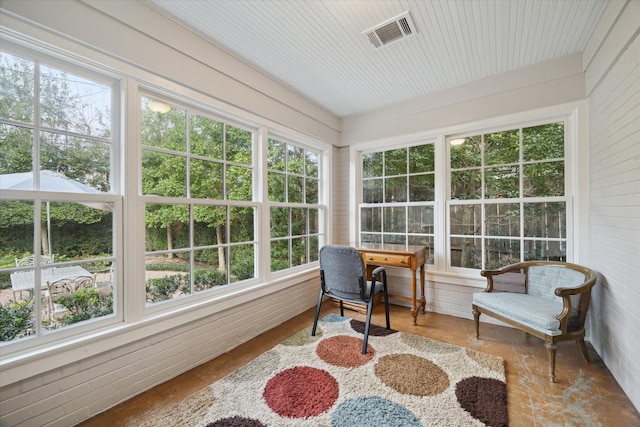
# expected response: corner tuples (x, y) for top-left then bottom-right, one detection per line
(545, 341), (558, 383)
(472, 306), (480, 338)
(576, 338), (591, 363)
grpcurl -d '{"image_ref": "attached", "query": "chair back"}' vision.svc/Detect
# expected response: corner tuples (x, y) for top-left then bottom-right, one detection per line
(528, 265), (585, 299)
(16, 254), (54, 266)
(319, 245), (366, 300)
(48, 275), (95, 297)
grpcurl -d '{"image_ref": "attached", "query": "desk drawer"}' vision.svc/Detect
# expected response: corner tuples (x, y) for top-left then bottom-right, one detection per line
(363, 252), (411, 267)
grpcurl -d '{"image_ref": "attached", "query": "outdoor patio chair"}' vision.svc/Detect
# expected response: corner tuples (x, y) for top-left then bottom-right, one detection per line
(46, 274), (96, 321)
(311, 245), (391, 354)
(15, 254), (54, 266)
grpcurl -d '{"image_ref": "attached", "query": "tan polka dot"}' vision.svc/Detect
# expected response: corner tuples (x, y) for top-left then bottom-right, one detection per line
(375, 354), (449, 396)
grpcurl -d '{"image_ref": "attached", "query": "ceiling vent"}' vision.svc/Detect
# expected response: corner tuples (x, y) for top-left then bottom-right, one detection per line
(363, 11), (417, 49)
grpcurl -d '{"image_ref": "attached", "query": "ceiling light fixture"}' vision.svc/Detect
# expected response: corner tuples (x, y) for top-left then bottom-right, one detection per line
(450, 138), (466, 146)
(148, 100), (171, 114)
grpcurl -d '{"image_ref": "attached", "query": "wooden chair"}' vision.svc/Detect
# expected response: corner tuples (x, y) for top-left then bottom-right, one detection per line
(472, 261), (597, 382)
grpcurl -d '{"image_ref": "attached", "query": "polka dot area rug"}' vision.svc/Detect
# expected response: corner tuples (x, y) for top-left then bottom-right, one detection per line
(141, 314), (508, 427)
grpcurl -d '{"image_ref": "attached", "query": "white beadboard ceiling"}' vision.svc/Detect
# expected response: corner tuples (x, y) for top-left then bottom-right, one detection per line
(146, 0), (607, 118)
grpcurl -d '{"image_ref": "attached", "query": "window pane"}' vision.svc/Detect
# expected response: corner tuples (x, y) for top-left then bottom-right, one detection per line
(271, 207), (288, 238)
(0, 52), (34, 123)
(485, 165), (519, 199)
(40, 65), (111, 138)
(190, 114), (223, 159)
(361, 233), (381, 244)
(523, 122), (564, 161)
(451, 169), (481, 200)
(268, 172), (285, 202)
(230, 244), (254, 282)
(225, 125), (252, 165)
(40, 132), (111, 192)
(226, 165), (252, 201)
(271, 239), (289, 272)
(523, 161), (564, 197)
(292, 237), (306, 266)
(409, 174), (434, 201)
(141, 99), (186, 151)
(1, 124), (33, 174)
(363, 178), (383, 203)
(409, 144), (434, 173)
(450, 236), (481, 268)
(287, 175), (303, 203)
(409, 235), (434, 264)
(145, 204), (189, 251)
(484, 130), (519, 165)
(0, 200), (34, 258)
(485, 238), (520, 269)
(309, 236), (319, 262)
(309, 209), (318, 234)
(230, 207), (254, 243)
(145, 253), (190, 303)
(190, 159), (223, 199)
(485, 203), (520, 237)
(363, 152), (383, 178)
(193, 205), (226, 246)
(287, 145), (304, 174)
(361, 207), (381, 232)
(408, 206), (434, 234)
(524, 240), (566, 261)
(306, 151), (319, 177)
(524, 202), (566, 238)
(268, 139), (285, 171)
(291, 208), (306, 236)
(385, 148), (406, 176)
(385, 176), (407, 202)
(41, 261), (114, 331)
(383, 206), (405, 233)
(305, 178), (318, 204)
(48, 201), (113, 259)
(450, 204), (481, 236)
(384, 234), (406, 244)
(194, 249), (227, 291)
(450, 135), (481, 169)
(142, 150), (186, 197)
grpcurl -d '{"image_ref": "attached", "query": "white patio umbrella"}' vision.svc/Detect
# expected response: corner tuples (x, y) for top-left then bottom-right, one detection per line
(0, 170), (111, 256)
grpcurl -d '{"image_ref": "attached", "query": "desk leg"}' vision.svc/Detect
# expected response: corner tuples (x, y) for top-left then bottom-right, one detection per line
(420, 264), (426, 313)
(410, 268), (418, 325)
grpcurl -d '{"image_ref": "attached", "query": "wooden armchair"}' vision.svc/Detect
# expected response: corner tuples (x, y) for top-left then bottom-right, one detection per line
(472, 261), (597, 382)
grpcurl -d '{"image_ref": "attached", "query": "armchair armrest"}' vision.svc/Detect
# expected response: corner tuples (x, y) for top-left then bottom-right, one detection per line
(554, 268), (597, 333)
(480, 262), (529, 293)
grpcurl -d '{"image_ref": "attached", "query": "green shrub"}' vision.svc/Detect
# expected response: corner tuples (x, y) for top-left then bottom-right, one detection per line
(146, 274), (189, 303)
(194, 268), (227, 291)
(0, 297), (35, 341)
(54, 288), (113, 326)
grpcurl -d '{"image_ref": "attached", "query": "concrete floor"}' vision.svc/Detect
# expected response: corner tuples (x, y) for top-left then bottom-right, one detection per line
(78, 302), (640, 426)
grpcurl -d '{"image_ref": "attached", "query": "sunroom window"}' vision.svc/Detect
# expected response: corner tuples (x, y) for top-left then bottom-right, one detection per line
(141, 96), (257, 304)
(448, 122), (567, 270)
(268, 137), (322, 272)
(0, 49), (118, 343)
(359, 143), (436, 264)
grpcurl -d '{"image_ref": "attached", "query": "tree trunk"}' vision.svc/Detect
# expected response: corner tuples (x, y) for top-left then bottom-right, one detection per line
(167, 226), (174, 259)
(216, 224), (226, 273)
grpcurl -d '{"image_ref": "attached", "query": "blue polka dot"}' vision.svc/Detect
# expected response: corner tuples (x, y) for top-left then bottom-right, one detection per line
(322, 313), (350, 323)
(331, 396), (423, 427)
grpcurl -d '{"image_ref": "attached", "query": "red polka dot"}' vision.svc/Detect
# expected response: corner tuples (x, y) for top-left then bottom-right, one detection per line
(263, 366), (338, 418)
(316, 335), (374, 367)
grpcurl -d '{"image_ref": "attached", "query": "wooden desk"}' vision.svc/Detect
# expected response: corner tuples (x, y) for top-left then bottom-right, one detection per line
(357, 243), (426, 325)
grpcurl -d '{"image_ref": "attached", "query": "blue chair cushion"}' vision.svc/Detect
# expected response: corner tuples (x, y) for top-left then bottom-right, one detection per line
(473, 292), (564, 336)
